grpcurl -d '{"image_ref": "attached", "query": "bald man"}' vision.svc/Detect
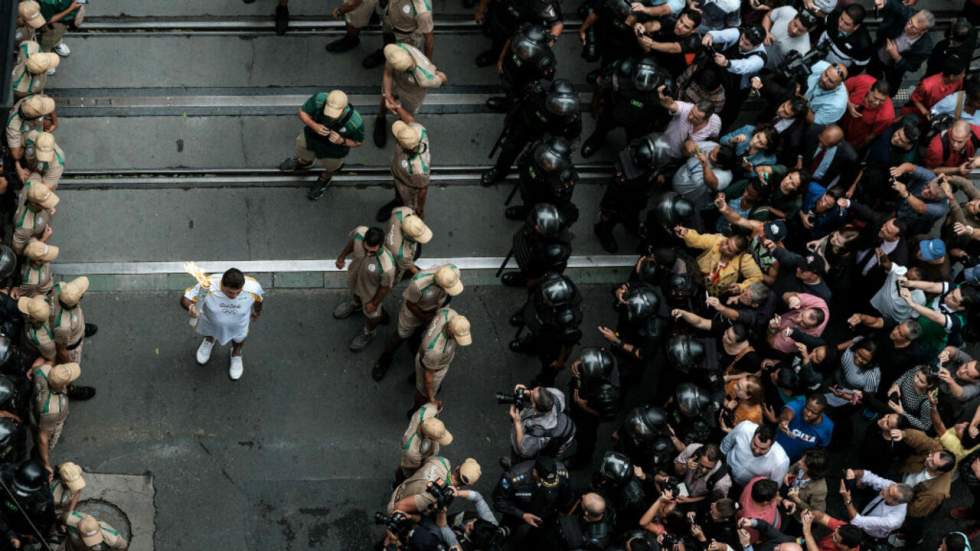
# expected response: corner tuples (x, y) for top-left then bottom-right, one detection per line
(801, 124), (858, 188)
(572, 493), (614, 549)
(925, 119), (980, 174)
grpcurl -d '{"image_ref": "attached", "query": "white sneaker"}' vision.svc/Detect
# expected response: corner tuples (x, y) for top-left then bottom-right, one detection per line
(46, 67), (56, 76)
(229, 356), (244, 380)
(196, 339), (214, 365)
(53, 42), (70, 57)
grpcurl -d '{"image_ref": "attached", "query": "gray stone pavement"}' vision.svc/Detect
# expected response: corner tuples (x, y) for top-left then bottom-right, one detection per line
(88, 0), (482, 18)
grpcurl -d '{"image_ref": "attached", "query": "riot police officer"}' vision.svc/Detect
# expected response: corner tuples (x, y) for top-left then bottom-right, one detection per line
(597, 283), (666, 389)
(669, 382), (720, 445)
(498, 204), (572, 288)
(492, 456), (574, 545)
(614, 405), (674, 471)
(592, 135), (658, 254)
(547, 492), (615, 551)
(482, 79), (581, 187)
(579, 0), (641, 69)
(487, 24), (557, 113)
(581, 56), (673, 158)
(0, 459), (57, 542)
(508, 135), (579, 225)
(510, 272), (583, 385)
(642, 191), (696, 256)
(566, 348), (620, 469)
(591, 451), (648, 531)
(476, 0), (563, 68)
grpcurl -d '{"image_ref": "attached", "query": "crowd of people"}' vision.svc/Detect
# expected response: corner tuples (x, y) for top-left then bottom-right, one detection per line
(0, 1), (133, 549)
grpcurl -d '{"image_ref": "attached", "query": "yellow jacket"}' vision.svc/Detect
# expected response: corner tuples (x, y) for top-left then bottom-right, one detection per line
(682, 230), (763, 294)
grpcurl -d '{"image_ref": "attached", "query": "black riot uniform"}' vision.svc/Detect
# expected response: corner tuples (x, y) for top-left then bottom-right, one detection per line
(487, 24), (558, 113)
(492, 457), (574, 545)
(607, 529), (660, 551)
(614, 405), (675, 471)
(591, 452), (649, 531)
(0, 460), (57, 541)
(510, 273), (583, 385)
(581, 57), (673, 158)
(547, 496), (616, 551)
(567, 348), (620, 469)
(483, 79), (581, 186)
(581, 0), (642, 69)
(642, 191), (696, 255)
(668, 382), (721, 445)
(508, 136), (579, 225)
(500, 204), (572, 288)
(592, 135), (659, 254)
(477, 0), (563, 68)
(605, 284), (666, 390)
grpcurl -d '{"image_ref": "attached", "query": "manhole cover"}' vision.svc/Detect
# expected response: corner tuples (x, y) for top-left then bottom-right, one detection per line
(75, 499), (132, 542)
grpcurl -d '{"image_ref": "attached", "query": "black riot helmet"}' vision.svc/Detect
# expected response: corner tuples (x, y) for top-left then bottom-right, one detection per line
(591, 382), (621, 420)
(513, 26), (556, 67)
(666, 335), (706, 371)
(649, 436), (675, 468)
(527, 203), (563, 237)
(0, 376), (16, 411)
(545, 79), (580, 118)
(635, 257), (659, 285)
(0, 245), (16, 282)
(668, 273), (697, 302)
(529, 0), (560, 23)
(533, 136), (573, 173)
(618, 135), (657, 181)
(632, 57), (668, 92)
(675, 383), (713, 418)
(575, 347), (617, 383)
(0, 336), (12, 367)
(596, 451), (632, 486)
(12, 460), (44, 497)
(538, 272), (578, 307)
(623, 285), (660, 323)
(0, 419), (17, 460)
(621, 405), (668, 448)
(605, 0), (633, 25)
(653, 191), (695, 229)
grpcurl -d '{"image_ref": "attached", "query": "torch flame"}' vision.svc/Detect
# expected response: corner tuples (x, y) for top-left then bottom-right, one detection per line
(182, 262), (211, 288)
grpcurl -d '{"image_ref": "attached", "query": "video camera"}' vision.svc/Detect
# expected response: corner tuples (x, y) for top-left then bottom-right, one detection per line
(374, 511), (413, 537)
(426, 481), (456, 510)
(496, 388), (529, 409)
(776, 40), (830, 85)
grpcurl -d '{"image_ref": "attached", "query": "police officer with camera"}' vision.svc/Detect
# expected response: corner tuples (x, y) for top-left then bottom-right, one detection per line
(498, 203), (572, 288)
(492, 456), (574, 545)
(487, 24), (558, 113)
(387, 456), (483, 516)
(510, 272), (583, 386)
(483, 79), (581, 187)
(567, 348), (621, 469)
(506, 135), (579, 225)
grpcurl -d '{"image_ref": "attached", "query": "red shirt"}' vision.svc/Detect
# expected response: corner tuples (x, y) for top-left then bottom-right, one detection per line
(737, 477), (781, 543)
(841, 75), (895, 150)
(817, 517), (860, 551)
(901, 73), (964, 118)
(924, 125), (980, 168)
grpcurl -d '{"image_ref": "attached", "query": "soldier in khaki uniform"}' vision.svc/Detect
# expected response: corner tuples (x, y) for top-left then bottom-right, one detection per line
(6, 94), (56, 165)
(12, 178), (57, 255)
(376, 117), (431, 222)
(52, 277), (98, 367)
(19, 295), (55, 363)
(374, 44), (447, 148)
(51, 461), (85, 517)
(11, 42), (59, 100)
(397, 406), (452, 483)
(18, 238), (58, 298)
(334, 226), (398, 352)
(372, 264), (462, 381)
(15, 2), (46, 46)
(32, 362), (79, 475)
(23, 130), (65, 188)
(412, 308), (471, 413)
(387, 456), (482, 515)
(385, 206), (432, 279)
(327, 0), (433, 58)
(64, 511), (128, 551)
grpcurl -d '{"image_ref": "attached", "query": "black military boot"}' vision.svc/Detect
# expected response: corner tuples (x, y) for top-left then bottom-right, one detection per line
(326, 34), (360, 53)
(84, 323), (98, 338)
(509, 334), (535, 354)
(307, 172), (333, 201)
(66, 384), (96, 401)
(594, 221), (618, 253)
(373, 114), (388, 148)
(362, 49), (386, 69)
(481, 167), (501, 187)
(485, 96), (511, 112)
(274, 4), (289, 35)
(372, 354), (392, 382)
(500, 271), (526, 287)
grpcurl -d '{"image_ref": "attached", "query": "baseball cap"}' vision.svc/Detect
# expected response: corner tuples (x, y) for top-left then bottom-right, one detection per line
(448, 315), (471, 346)
(323, 90), (348, 119)
(20, 95), (55, 118)
(763, 220), (788, 242)
(24, 239), (59, 262)
(420, 418), (453, 446)
(58, 462), (86, 493)
(59, 276), (90, 307)
(401, 214), (433, 244)
(26, 183), (58, 209)
(18, 2), (45, 29)
(48, 363), (81, 388)
(78, 515), (104, 546)
(33, 131), (57, 163)
(17, 296), (49, 322)
(391, 121), (421, 150)
(434, 266), (463, 296)
(534, 456), (560, 482)
(457, 458), (481, 485)
(384, 44), (414, 71)
(919, 238), (946, 261)
(26, 53), (59, 75)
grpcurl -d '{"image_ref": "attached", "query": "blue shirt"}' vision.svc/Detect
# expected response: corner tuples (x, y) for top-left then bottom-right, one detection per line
(804, 62), (848, 125)
(931, 92), (980, 126)
(775, 397), (833, 462)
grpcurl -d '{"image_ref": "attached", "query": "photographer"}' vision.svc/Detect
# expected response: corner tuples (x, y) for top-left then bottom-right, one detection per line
(936, 346), (980, 406)
(505, 384), (576, 464)
(387, 456), (483, 517)
(761, 6), (814, 70)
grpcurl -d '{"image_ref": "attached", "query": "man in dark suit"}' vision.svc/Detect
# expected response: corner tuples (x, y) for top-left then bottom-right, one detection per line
(800, 125), (859, 189)
(868, 1), (936, 94)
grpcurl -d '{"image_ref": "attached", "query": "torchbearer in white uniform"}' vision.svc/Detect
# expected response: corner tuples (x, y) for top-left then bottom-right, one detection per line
(179, 266), (264, 381)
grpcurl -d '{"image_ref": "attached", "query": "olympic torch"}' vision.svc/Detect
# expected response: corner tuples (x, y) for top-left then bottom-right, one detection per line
(183, 262), (211, 328)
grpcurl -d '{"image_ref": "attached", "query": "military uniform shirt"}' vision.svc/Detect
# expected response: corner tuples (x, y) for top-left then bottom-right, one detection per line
(23, 320), (55, 361)
(348, 226), (397, 304)
(400, 403), (441, 471)
(6, 96), (46, 149)
(391, 122), (431, 192)
(24, 130), (65, 188)
(12, 204), (51, 255)
(183, 274), (264, 346)
(32, 364), (67, 431)
(387, 456), (451, 513)
(417, 308), (459, 372)
(385, 0), (434, 35)
(386, 207), (421, 274)
(11, 42), (47, 97)
(390, 44), (443, 112)
(64, 511), (128, 550)
(19, 260), (53, 298)
(51, 285), (85, 349)
(403, 267), (455, 312)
